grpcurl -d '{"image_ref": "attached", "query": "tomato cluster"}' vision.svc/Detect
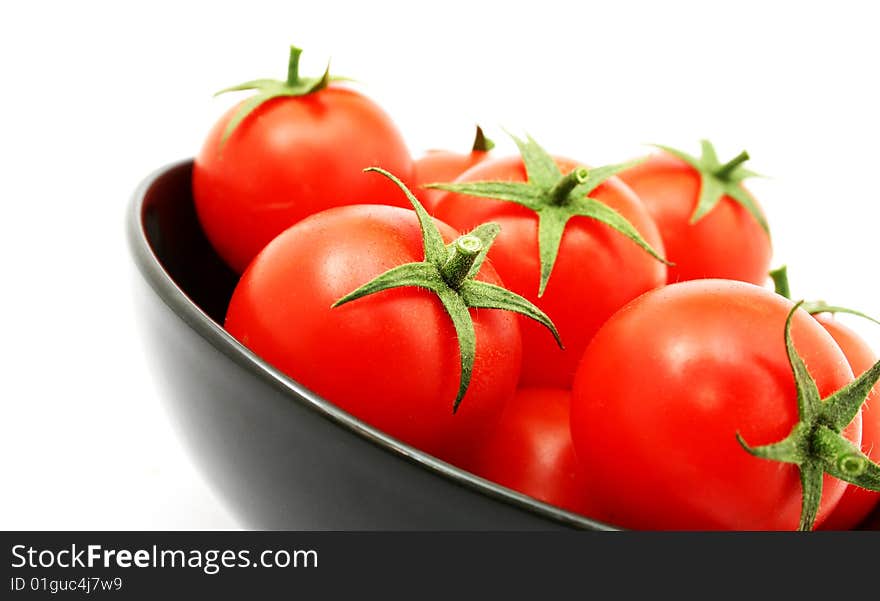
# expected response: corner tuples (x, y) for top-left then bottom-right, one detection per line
(193, 46), (880, 530)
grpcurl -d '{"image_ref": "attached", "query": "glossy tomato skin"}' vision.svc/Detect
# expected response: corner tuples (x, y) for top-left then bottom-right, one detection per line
(433, 156), (666, 388)
(465, 388), (603, 519)
(412, 149), (492, 213)
(224, 205), (521, 467)
(571, 280), (859, 530)
(815, 316), (880, 530)
(619, 153), (771, 285)
(193, 86), (413, 273)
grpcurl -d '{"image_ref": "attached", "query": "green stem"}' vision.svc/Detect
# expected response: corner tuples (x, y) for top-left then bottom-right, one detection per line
(715, 151), (750, 180)
(441, 235), (483, 290)
(770, 266), (880, 326)
(812, 425), (868, 479)
(287, 45), (303, 86)
(770, 265), (791, 299)
(802, 302), (880, 327)
(549, 167), (589, 206)
(472, 126), (495, 153)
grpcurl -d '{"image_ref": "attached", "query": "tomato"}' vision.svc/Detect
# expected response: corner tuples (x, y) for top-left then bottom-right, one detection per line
(465, 388), (602, 519)
(432, 144), (666, 388)
(193, 47), (413, 273)
(223, 169), (561, 466)
(571, 280), (861, 530)
(412, 125), (495, 213)
(223, 205), (512, 465)
(769, 265), (880, 528)
(815, 316), (880, 529)
(618, 141), (771, 285)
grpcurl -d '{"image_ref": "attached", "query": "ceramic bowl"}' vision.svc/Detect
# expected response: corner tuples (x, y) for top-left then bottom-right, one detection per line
(128, 160), (880, 531)
(127, 159), (613, 530)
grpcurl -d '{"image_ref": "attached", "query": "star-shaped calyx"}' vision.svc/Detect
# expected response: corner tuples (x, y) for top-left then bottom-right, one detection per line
(332, 168), (562, 413)
(426, 133), (670, 296)
(770, 265), (880, 327)
(214, 45), (351, 146)
(655, 139), (769, 234)
(736, 301), (880, 531)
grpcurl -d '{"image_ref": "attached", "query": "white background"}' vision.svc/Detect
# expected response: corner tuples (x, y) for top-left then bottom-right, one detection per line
(1, 0), (878, 529)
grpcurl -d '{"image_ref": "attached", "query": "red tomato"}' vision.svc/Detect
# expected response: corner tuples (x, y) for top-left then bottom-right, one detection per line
(465, 388), (603, 520)
(434, 156), (666, 388)
(193, 54), (412, 273)
(619, 151), (771, 284)
(412, 126), (494, 213)
(571, 280), (859, 530)
(816, 315), (880, 529)
(224, 204), (521, 466)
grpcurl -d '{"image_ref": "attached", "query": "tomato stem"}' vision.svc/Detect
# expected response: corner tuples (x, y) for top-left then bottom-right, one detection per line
(441, 235), (483, 290)
(336, 169), (560, 412)
(287, 45), (303, 86)
(812, 425), (869, 478)
(737, 302), (880, 530)
(472, 126), (495, 153)
(549, 167), (589, 206)
(426, 134), (668, 295)
(654, 141), (767, 233)
(769, 264), (880, 326)
(215, 45), (340, 146)
(770, 265), (791, 299)
(715, 151), (750, 180)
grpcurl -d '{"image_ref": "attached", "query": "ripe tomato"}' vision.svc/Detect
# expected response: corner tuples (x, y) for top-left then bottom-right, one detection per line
(412, 126), (495, 213)
(465, 387), (603, 520)
(571, 280), (860, 530)
(618, 142), (771, 285)
(815, 316), (880, 529)
(433, 153), (666, 388)
(193, 47), (413, 273)
(224, 202), (526, 466)
(769, 265), (880, 528)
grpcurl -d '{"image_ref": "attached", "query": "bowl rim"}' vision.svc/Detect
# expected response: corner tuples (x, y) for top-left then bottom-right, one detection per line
(127, 158), (616, 531)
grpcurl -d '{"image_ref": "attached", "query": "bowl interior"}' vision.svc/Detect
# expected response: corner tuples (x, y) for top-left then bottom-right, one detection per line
(140, 161), (238, 323)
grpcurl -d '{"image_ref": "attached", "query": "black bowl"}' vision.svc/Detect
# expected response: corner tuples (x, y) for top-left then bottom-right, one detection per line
(128, 160), (880, 531)
(127, 160), (612, 530)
